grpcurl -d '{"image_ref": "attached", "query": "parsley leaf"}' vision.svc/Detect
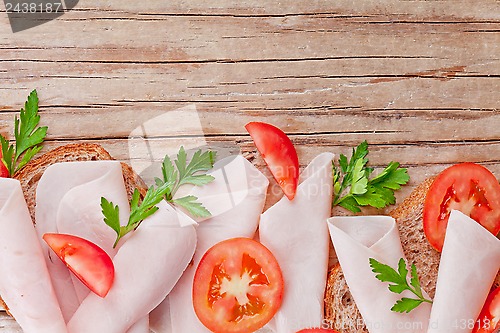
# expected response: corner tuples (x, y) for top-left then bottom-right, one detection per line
(101, 147), (216, 247)
(155, 146), (216, 218)
(332, 141), (409, 213)
(1, 90), (47, 176)
(369, 258), (432, 313)
(101, 184), (171, 248)
(172, 195), (211, 218)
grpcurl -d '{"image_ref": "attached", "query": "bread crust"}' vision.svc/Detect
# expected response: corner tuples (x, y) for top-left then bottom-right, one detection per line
(2, 143), (147, 314)
(324, 177), (500, 332)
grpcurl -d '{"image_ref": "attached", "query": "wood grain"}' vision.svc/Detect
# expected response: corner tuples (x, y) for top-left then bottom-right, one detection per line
(0, 0), (499, 331)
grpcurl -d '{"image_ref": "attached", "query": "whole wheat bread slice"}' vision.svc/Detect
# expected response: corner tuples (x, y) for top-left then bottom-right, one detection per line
(324, 177), (500, 333)
(1, 143), (147, 314)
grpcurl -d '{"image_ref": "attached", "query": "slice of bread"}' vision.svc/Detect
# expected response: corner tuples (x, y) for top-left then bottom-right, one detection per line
(1, 143), (147, 314)
(324, 177), (500, 332)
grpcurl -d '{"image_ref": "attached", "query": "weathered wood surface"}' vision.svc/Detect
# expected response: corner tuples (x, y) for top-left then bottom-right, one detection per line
(1, 0), (499, 330)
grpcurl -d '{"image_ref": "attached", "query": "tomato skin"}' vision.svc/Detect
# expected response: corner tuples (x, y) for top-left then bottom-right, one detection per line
(193, 237), (284, 333)
(43, 233), (115, 298)
(245, 121), (299, 200)
(423, 163), (500, 251)
(296, 329), (340, 333)
(0, 150), (9, 178)
(473, 287), (500, 333)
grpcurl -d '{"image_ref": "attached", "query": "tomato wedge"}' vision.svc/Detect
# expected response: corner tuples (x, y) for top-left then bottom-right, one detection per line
(193, 237), (284, 333)
(0, 150), (9, 178)
(423, 163), (500, 251)
(296, 329), (340, 333)
(43, 233), (115, 298)
(473, 287), (500, 333)
(245, 122), (299, 200)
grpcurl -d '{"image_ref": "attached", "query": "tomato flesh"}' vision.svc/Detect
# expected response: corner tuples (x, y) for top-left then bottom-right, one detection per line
(43, 233), (115, 297)
(473, 287), (500, 333)
(245, 122), (299, 200)
(193, 238), (284, 333)
(0, 150), (9, 178)
(423, 163), (500, 251)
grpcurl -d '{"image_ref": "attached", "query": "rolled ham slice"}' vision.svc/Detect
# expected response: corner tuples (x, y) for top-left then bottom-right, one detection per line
(0, 178), (67, 333)
(44, 161), (150, 333)
(328, 215), (431, 333)
(427, 210), (500, 333)
(151, 155), (269, 333)
(67, 200), (196, 333)
(35, 161), (130, 321)
(259, 152), (334, 333)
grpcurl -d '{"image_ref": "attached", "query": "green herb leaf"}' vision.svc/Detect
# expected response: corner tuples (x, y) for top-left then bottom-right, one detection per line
(102, 147), (216, 247)
(0, 90), (47, 176)
(337, 196), (362, 213)
(100, 197), (120, 236)
(156, 146), (216, 218)
(332, 141), (409, 212)
(370, 257), (432, 313)
(173, 195), (212, 218)
(391, 298), (424, 313)
(102, 184), (171, 248)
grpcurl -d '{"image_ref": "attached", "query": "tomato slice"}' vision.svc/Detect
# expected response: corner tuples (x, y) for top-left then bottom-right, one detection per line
(296, 329), (340, 333)
(193, 237), (284, 333)
(423, 163), (500, 251)
(0, 150), (9, 178)
(245, 122), (299, 200)
(43, 233), (115, 297)
(473, 287), (500, 333)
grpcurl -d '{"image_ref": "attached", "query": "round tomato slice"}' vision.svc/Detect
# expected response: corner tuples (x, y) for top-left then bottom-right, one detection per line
(423, 163), (500, 251)
(296, 329), (340, 333)
(473, 287), (500, 333)
(43, 233), (115, 298)
(245, 121), (299, 200)
(0, 150), (9, 178)
(193, 237), (284, 333)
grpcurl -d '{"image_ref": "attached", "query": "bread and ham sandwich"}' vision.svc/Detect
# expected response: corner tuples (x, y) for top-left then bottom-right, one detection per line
(1, 92), (498, 333)
(325, 175), (500, 333)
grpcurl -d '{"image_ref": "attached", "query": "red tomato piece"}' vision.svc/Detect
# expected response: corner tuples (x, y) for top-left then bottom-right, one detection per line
(245, 122), (299, 200)
(423, 163), (500, 251)
(473, 287), (500, 333)
(0, 150), (9, 178)
(43, 233), (115, 298)
(193, 238), (284, 333)
(296, 329), (340, 333)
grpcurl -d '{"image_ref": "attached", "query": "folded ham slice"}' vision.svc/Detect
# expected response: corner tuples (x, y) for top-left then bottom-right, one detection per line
(67, 200), (196, 333)
(150, 155), (269, 333)
(0, 178), (67, 333)
(427, 210), (500, 333)
(328, 215), (431, 333)
(259, 152), (334, 333)
(35, 161), (131, 321)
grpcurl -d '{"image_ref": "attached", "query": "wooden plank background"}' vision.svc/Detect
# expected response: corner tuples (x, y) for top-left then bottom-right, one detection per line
(1, 0), (499, 331)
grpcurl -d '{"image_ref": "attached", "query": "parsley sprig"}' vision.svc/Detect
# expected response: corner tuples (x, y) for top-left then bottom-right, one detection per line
(0, 90), (47, 177)
(332, 141), (410, 213)
(370, 258), (432, 313)
(154, 147), (216, 218)
(101, 147), (216, 247)
(101, 184), (171, 248)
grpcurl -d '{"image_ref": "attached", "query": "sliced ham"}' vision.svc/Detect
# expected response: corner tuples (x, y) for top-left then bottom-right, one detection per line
(427, 210), (500, 332)
(328, 215), (431, 333)
(0, 178), (67, 333)
(150, 155), (269, 333)
(259, 152), (334, 333)
(67, 200), (196, 333)
(35, 161), (130, 321)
